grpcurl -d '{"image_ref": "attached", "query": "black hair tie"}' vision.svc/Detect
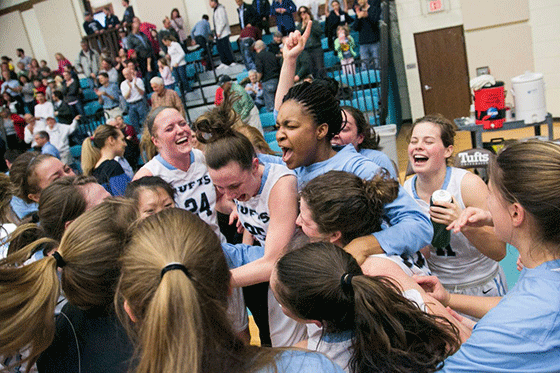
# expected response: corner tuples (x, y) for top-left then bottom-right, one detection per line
(161, 263), (192, 279)
(52, 251), (66, 268)
(340, 272), (354, 294)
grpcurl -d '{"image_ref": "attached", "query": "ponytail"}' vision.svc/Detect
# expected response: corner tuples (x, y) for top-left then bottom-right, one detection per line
(82, 125), (122, 175)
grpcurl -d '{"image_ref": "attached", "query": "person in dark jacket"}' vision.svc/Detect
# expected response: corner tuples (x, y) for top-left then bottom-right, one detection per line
(103, 6), (120, 28)
(353, 0), (381, 67)
(270, 0), (296, 36)
(297, 7), (324, 78)
(252, 0), (271, 34)
(83, 11), (103, 35)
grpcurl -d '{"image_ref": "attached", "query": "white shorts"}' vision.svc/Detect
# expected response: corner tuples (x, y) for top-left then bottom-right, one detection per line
(227, 287), (249, 333)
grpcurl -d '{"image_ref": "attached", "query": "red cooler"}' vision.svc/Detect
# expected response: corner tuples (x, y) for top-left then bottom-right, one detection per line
(474, 81), (506, 129)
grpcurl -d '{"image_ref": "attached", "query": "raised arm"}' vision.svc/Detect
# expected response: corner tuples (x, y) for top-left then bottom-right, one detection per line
(274, 21), (312, 112)
(231, 174), (298, 287)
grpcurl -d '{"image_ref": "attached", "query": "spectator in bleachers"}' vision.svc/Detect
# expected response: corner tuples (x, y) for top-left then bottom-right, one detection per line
(27, 59), (40, 80)
(16, 62), (27, 79)
(157, 58), (176, 90)
(55, 53), (72, 75)
(128, 19), (156, 89)
(324, 0), (347, 15)
(335, 25), (357, 75)
(170, 9), (188, 47)
(2, 92), (23, 116)
(52, 90), (73, 124)
(95, 72), (122, 119)
(0, 107), (25, 151)
(271, 0), (296, 36)
(254, 40), (280, 112)
(325, 0), (353, 50)
(82, 11), (103, 35)
(297, 6), (325, 78)
(253, 0), (271, 34)
(121, 0), (135, 27)
(99, 58), (118, 84)
(39, 59), (50, 72)
(162, 35), (189, 97)
(268, 31), (283, 56)
(190, 15), (214, 71)
(236, 0), (259, 29)
(33, 130), (60, 159)
(23, 114), (44, 147)
(238, 23), (261, 71)
(32, 77), (46, 98)
(118, 27), (130, 50)
(218, 74), (263, 133)
(158, 17), (181, 54)
(16, 49), (32, 70)
(150, 76), (185, 118)
(103, 6), (120, 28)
(136, 17), (159, 59)
(61, 70), (84, 117)
(120, 67), (148, 133)
(149, 29), (162, 57)
(76, 40), (101, 89)
(244, 70), (265, 110)
(210, 0), (237, 69)
(1, 70), (23, 112)
(45, 115), (79, 164)
(42, 77), (54, 102)
(353, 0), (381, 67)
(34, 92), (54, 128)
(18, 75), (35, 115)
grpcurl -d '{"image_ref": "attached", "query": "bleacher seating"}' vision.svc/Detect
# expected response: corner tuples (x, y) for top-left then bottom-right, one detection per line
(82, 88), (97, 102)
(236, 71), (249, 82)
(262, 34), (273, 45)
(79, 78), (90, 89)
(83, 101), (102, 116)
(321, 37), (329, 51)
(259, 112), (275, 129)
(324, 51), (338, 69)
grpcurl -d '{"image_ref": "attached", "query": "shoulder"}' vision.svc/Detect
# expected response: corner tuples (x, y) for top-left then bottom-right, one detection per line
(133, 165), (154, 180)
(458, 169), (487, 207)
(259, 350), (344, 373)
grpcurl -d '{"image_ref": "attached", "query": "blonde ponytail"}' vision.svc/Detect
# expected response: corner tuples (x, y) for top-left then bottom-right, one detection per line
(81, 136), (101, 175)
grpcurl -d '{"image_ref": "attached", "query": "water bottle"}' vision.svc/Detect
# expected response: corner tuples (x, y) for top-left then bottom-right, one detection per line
(430, 189), (453, 249)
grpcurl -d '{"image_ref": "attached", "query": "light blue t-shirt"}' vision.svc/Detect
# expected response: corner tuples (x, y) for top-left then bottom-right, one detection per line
(256, 350), (345, 373)
(10, 196), (38, 220)
(359, 148), (397, 180)
(259, 145), (432, 256)
(441, 258), (560, 372)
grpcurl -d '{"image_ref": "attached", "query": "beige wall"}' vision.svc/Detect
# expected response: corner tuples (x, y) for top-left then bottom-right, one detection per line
(395, 0), (559, 119)
(0, 11), (33, 65)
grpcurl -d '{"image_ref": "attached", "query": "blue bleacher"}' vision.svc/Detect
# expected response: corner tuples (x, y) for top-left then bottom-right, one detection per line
(321, 37), (329, 51)
(236, 70), (249, 82)
(231, 40), (239, 52)
(82, 88), (97, 102)
(333, 69), (380, 87)
(83, 101), (102, 116)
(262, 34), (273, 45)
(259, 112), (276, 129)
(264, 130), (276, 143)
(324, 51), (338, 69)
(259, 106), (268, 114)
(79, 78), (90, 89)
(267, 139), (281, 153)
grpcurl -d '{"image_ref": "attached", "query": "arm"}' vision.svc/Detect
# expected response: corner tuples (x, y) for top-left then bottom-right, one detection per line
(274, 21), (312, 111)
(121, 81), (131, 100)
(231, 175), (298, 287)
(133, 78), (145, 96)
(65, 116), (80, 135)
(132, 166), (153, 180)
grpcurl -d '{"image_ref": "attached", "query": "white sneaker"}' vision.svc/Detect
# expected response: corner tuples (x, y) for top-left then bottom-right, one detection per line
(216, 64), (228, 70)
(228, 62), (238, 67)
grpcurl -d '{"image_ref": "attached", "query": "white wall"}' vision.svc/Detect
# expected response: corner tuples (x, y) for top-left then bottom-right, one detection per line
(0, 11), (33, 64)
(20, 8), (49, 63)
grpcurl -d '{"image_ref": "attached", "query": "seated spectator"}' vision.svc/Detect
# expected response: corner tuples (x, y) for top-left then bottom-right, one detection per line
(254, 40), (280, 112)
(99, 58), (119, 84)
(43, 77), (54, 102)
(149, 76), (185, 118)
(76, 40), (100, 89)
(82, 11), (103, 35)
(95, 72), (122, 119)
(32, 78), (46, 97)
(33, 130), (60, 159)
(39, 60), (51, 74)
(28, 59), (41, 80)
(268, 31), (283, 56)
(218, 74), (263, 133)
(45, 115), (80, 164)
(34, 92), (54, 127)
(2, 92), (23, 115)
(157, 58), (176, 90)
(52, 91), (73, 124)
(244, 70), (265, 110)
(16, 62), (28, 79)
(54, 53), (71, 75)
(103, 6), (120, 28)
(1, 70), (23, 112)
(118, 28), (129, 50)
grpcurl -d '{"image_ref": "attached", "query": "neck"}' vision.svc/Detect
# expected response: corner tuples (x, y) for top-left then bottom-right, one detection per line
(163, 151), (192, 171)
(252, 164), (265, 197)
(515, 232), (559, 268)
(414, 166), (447, 202)
(312, 142), (337, 165)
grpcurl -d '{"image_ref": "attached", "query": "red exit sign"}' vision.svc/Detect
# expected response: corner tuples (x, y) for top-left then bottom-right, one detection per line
(427, 0), (444, 13)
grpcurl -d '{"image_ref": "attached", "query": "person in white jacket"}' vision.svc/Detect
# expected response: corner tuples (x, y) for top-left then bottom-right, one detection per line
(210, 0), (237, 68)
(34, 92), (54, 128)
(162, 36), (190, 97)
(45, 115), (80, 164)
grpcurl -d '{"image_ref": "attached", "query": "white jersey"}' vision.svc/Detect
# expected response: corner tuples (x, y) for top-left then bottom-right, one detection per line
(403, 167), (500, 287)
(141, 151), (225, 243)
(235, 163), (295, 246)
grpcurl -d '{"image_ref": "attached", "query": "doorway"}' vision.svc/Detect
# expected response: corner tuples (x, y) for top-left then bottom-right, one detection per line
(414, 25), (471, 120)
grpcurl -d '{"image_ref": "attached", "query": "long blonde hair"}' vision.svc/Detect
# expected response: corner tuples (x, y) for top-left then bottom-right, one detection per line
(81, 125), (122, 175)
(116, 208), (277, 373)
(0, 198), (137, 371)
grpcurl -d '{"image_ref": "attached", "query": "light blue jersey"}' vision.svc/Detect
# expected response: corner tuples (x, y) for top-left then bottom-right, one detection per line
(256, 350), (345, 373)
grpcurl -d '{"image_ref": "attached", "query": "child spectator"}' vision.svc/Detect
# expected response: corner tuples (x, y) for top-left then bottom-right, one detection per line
(45, 115), (80, 164)
(157, 57), (176, 90)
(334, 25), (356, 74)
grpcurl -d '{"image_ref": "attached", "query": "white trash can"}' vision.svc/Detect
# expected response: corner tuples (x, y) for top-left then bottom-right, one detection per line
(375, 124), (398, 167)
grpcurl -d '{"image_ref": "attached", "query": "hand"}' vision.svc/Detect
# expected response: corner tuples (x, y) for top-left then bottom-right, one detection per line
(429, 197), (462, 227)
(448, 207), (493, 233)
(90, 73), (96, 79)
(229, 210), (244, 234)
(74, 115), (81, 121)
(282, 21), (312, 61)
(293, 75), (300, 82)
(413, 275), (451, 307)
(517, 255), (525, 271)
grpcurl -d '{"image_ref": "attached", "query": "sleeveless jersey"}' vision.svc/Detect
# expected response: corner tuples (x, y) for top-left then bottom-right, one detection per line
(403, 167), (499, 286)
(235, 163), (295, 246)
(141, 150), (225, 243)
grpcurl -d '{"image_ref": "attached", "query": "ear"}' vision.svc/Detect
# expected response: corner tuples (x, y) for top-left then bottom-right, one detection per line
(444, 144), (454, 159)
(151, 135), (159, 149)
(123, 299), (138, 323)
(356, 133), (365, 145)
(28, 193), (40, 203)
(251, 157), (260, 173)
(64, 219), (75, 230)
(316, 123), (329, 141)
(509, 202), (525, 227)
(328, 231), (343, 245)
